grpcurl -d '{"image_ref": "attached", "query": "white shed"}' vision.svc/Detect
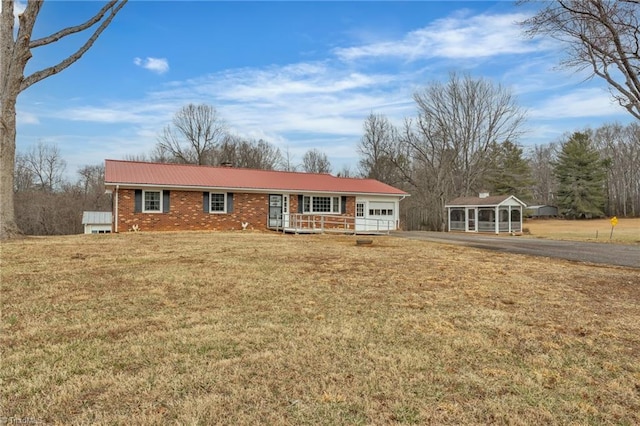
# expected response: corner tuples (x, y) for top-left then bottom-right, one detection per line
(82, 211), (112, 234)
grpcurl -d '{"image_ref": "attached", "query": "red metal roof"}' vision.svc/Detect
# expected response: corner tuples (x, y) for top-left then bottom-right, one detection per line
(104, 160), (408, 196)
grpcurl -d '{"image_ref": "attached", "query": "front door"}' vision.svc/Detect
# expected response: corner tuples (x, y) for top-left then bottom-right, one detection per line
(467, 208), (476, 232)
(355, 201), (366, 231)
(268, 194), (283, 228)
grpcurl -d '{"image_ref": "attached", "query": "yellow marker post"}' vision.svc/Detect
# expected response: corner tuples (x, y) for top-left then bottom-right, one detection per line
(610, 216), (618, 240)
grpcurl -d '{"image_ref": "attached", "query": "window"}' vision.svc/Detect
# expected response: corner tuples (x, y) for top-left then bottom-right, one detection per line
(368, 208), (394, 216)
(356, 203), (364, 218)
(210, 192), (226, 213)
(283, 195), (289, 214)
(303, 195), (340, 214)
(143, 190), (162, 212)
(332, 197), (340, 213)
(313, 196), (331, 212)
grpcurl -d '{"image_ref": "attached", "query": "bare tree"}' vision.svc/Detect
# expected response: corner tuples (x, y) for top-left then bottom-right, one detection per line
(1, 0), (126, 239)
(236, 139), (282, 170)
(527, 143), (558, 205)
(520, 0), (640, 120)
(301, 148), (332, 173)
(14, 152), (34, 192)
(77, 164), (110, 210)
(23, 141), (67, 192)
(357, 113), (402, 184)
(214, 137), (283, 170)
(594, 122), (640, 216)
(399, 73), (526, 230)
(336, 164), (353, 178)
(157, 104), (229, 165)
(280, 146), (298, 172)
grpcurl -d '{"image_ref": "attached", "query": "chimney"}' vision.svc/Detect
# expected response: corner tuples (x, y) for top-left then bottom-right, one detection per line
(479, 191), (490, 199)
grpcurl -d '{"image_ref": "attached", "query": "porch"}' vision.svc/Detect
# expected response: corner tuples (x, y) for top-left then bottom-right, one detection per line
(445, 194), (526, 234)
(270, 213), (396, 235)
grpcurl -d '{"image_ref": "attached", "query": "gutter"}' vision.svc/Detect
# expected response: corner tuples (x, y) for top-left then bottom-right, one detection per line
(114, 185), (119, 233)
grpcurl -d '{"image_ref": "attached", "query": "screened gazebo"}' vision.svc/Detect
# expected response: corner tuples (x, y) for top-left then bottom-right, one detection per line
(445, 193), (526, 234)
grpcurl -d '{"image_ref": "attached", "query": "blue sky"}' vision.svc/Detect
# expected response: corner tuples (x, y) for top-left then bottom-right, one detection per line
(14, 0), (636, 176)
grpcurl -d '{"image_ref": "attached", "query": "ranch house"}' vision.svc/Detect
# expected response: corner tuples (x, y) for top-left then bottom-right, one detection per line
(104, 160), (408, 234)
(445, 192), (526, 234)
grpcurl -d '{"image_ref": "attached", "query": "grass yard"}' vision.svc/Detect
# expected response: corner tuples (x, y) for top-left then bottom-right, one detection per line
(524, 217), (640, 244)
(1, 232), (639, 425)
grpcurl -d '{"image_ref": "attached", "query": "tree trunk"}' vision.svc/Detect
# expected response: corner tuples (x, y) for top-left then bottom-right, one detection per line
(1, 0), (21, 239)
(0, 90), (20, 239)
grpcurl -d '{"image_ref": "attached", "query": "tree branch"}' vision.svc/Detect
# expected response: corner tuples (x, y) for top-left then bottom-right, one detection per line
(20, 0), (127, 92)
(29, 1), (120, 49)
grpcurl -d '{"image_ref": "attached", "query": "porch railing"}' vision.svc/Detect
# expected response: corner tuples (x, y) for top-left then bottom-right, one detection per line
(272, 213), (395, 234)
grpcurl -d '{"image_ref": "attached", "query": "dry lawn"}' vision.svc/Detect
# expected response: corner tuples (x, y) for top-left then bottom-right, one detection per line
(525, 218), (640, 244)
(1, 232), (639, 425)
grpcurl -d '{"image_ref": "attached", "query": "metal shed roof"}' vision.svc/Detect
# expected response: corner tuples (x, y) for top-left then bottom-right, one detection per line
(82, 211), (112, 225)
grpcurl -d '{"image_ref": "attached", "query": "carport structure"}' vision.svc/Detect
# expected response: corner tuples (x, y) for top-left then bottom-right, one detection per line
(445, 193), (526, 234)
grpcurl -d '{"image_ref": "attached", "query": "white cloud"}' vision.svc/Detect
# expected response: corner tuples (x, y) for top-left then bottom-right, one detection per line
(334, 12), (547, 62)
(17, 111), (39, 125)
(134, 57), (169, 74)
(530, 88), (626, 120)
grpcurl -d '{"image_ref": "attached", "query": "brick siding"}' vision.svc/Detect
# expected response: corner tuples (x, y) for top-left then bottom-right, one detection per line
(114, 189), (356, 232)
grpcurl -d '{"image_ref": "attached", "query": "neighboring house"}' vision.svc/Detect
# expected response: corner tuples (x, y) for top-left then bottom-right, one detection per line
(525, 205), (559, 218)
(104, 160), (408, 234)
(445, 192), (526, 234)
(82, 211), (112, 234)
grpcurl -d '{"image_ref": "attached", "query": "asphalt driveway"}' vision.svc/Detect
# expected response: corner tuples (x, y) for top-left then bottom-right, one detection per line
(391, 231), (640, 270)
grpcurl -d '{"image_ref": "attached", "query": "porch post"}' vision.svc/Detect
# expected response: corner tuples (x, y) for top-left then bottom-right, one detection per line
(447, 207), (451, 232)
(508, 205), (512, 233)
(495, 206), (499, 234)
(464, 207), (468, 232)
(520, 206), (523, 233)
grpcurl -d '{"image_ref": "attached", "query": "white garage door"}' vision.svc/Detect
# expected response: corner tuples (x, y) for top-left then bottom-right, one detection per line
(367, 201), (395, 218)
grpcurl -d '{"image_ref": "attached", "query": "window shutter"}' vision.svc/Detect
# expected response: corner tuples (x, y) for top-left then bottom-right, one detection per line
(298, 195), (303, 213)
(227, 193), (234, 213)
(163, 190), (170, 213)
(341, 196), (347, 214)
(134, 190), (142, 213)
(203, 192), (209, 213)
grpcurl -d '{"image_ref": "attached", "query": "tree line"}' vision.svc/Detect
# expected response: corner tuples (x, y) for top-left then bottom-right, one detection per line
(356, 74), (639, 230)
(14, 89), (639, 235)
(13, 142), (111, 235)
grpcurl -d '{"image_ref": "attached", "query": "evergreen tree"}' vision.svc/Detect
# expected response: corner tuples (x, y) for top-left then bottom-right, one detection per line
(554, 132), (606, 219)
(486, 141), (533, 200)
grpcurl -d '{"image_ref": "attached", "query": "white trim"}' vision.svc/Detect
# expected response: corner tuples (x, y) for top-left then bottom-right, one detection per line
(444, 195), (527, 209)
(114, 185), (119, 232)
(142, 190), (163, 213)
(302, 194), (342, 215)
(209, 192), (227, 214)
